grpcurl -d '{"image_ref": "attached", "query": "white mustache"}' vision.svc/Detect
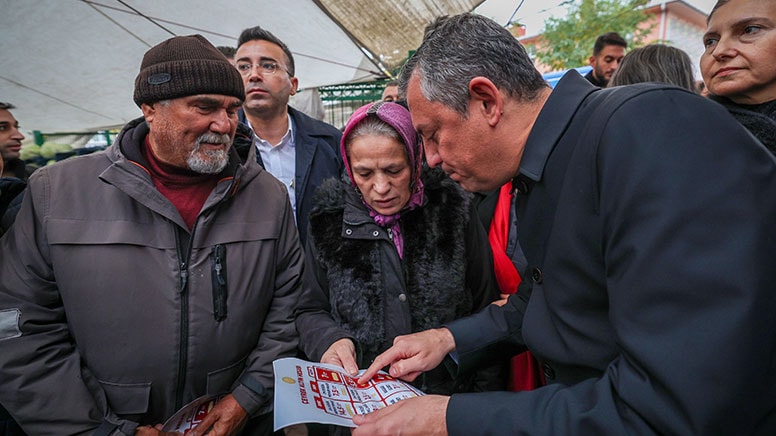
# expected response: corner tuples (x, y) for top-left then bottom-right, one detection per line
(196, 133), (231, 146)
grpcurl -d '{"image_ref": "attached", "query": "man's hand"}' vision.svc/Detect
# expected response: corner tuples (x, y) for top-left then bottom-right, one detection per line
(351, 395), (449, 436)
(321, 338), (359, 376)
(357, 328), (456, 385)
(187, 394), (247, 436)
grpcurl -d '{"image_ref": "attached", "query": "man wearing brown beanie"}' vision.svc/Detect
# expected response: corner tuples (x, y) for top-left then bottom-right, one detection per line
(0, 34), (304, 436)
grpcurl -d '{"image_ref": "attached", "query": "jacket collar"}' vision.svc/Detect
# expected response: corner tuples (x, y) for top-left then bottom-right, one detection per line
(342, 180), (375, 227)
(519, 70), (598, 183)
(0, 177), (26, 206)
(238, 106), (336, 141)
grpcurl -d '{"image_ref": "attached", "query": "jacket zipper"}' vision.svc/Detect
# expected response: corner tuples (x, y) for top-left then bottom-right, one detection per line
(211, 244), (228, 321)
(174, 223), (196, 410)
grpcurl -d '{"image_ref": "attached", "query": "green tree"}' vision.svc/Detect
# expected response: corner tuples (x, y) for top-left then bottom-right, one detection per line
(532, 0), (656, 71)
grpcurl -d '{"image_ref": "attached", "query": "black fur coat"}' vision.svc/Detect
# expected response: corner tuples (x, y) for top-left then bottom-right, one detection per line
(711, 95), (776, 155)
(296, 167), (500, 394)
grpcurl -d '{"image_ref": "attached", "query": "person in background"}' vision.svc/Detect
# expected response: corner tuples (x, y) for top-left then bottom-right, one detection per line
(584, 32), (627, 87)
(0, 102), (31, 181)
(701, 0), (776, 154)
(234, 25), (343, 247)
(381, 80), (400, 102)
(353, 13), (776, 435)
(608, 43), (696, 90)
(0, 34), (304, 435)
(0, 102), (27, 436)
(0, 103), (27, 238)
(296, 101), (503, 433)
(694, 79), (710, 96)
(217, 45), (237, 66)
(0, 133), (26, 435)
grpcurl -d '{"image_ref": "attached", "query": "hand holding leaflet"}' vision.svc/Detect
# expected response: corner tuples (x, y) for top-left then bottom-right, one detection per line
(272, 357), (425, 431)
(161, 394), (224, 434)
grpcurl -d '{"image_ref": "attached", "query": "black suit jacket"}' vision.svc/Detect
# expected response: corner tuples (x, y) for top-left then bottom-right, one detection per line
(445, 71), (776, 434)
(239, 107), (343, 246)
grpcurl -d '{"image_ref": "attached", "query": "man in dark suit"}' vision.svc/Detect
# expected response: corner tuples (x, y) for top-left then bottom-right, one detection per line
(355, 13), (776, 435)
(235, 26), (342, 246)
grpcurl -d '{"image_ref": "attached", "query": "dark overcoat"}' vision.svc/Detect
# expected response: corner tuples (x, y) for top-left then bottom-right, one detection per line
(445, 71), (776, 435)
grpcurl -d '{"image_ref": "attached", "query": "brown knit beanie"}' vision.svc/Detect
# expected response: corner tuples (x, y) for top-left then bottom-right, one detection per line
(133, 34), (244, 106)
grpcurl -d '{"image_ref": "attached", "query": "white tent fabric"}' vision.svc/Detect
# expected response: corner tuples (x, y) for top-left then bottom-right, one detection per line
(0, 0), (481, 134)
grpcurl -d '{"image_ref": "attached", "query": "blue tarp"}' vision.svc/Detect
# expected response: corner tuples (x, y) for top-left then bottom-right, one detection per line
(543, 66), (593, 88)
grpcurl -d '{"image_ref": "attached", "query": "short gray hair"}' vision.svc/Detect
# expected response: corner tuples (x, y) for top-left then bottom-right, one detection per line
(399, 13), (548, 117)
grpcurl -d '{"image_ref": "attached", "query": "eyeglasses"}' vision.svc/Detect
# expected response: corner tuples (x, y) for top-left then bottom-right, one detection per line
(236, 61), (291, 77)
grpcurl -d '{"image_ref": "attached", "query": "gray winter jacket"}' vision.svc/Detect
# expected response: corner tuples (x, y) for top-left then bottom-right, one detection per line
(0, 118), (304, 435)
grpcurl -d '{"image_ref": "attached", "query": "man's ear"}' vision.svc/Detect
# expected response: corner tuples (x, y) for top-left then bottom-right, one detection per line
(468, 76), (503, 127)
(290, 76), (299, 96)
(140, 103), (156, 124)
(588, 55), (596, 67)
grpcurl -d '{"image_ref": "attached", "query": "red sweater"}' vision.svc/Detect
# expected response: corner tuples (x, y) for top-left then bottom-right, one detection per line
(143, 139), (219, 230)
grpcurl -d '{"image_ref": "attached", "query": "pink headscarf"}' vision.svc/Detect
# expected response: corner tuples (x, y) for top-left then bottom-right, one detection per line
(340, 101), (424, 258)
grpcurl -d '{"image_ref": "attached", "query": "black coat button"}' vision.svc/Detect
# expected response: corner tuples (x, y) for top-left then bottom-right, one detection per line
(512, 176), (532, 195)
(542, 362), (555, 380)
(531, 267), (543, 284)
(516, 179), (529, 194)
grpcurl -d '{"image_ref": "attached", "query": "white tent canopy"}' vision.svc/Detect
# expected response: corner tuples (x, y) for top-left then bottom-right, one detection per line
(1, 0), (481, 134)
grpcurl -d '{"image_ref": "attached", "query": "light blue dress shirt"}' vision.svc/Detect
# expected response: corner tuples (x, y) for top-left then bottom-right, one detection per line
(249, 115), (297, 221)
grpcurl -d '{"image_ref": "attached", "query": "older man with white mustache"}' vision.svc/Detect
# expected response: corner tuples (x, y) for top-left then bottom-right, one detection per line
(0, 34), (305, 435)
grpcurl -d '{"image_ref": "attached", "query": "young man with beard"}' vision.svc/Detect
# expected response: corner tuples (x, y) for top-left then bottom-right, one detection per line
(234, 26), (343, 247)
(0, 35), (304, 435)
(584, 32), (627, 87)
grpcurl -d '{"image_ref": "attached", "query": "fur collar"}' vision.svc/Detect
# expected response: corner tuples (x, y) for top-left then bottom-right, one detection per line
(308, 167), (476, 364)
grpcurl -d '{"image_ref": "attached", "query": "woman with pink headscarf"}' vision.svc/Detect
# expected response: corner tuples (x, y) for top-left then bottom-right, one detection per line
(295, 101), (503, 403)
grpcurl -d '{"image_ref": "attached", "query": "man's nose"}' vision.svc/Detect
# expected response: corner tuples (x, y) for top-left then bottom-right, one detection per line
(210, 110), (233, 134)
(11, 126), (24, 140)
(247, 65), (265, 81)
(425, 144), (441, 168)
